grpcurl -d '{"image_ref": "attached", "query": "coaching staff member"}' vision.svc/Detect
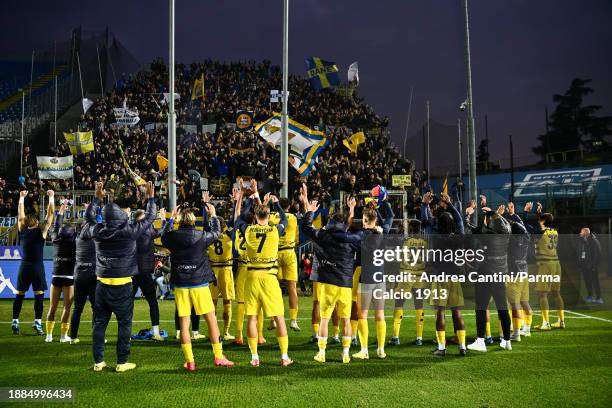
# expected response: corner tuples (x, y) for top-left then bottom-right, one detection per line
(86, 181), (157, 372)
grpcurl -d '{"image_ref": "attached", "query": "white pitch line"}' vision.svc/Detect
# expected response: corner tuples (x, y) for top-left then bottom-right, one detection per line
(0, 311), (605, 324)
(565, 310), (612, 324)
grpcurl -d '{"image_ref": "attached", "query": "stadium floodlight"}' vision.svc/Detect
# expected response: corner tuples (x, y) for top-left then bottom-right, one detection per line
(463, 0), (478, 222)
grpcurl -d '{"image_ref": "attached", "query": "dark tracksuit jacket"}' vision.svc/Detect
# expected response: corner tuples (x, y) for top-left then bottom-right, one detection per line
(301, 212), (363, 289)
(51, 213), (77, 283)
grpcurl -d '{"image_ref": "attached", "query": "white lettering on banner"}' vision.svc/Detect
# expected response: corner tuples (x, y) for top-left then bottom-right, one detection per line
(0, 247), (21, 260)
(0, 217), (18, 228)
(501, 168), (610, 197)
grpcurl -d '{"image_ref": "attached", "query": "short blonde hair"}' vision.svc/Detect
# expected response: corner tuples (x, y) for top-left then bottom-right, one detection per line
(177, 208), (196, 226)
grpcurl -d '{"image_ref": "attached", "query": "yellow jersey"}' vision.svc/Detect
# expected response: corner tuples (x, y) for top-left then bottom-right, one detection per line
(270, 212), (298, 249)
(400, 236), (427, 273)
(235, 228), (248, 264)
(208, 230), (233, 267)
(244, 224), (280, 273)
(535, 228), (559, 261)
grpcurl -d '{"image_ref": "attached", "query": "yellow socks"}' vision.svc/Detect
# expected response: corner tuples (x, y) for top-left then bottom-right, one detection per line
(350, 320), (358, 337)
(524, 313), (533, 326)
(181, 343), (194, 363)
(358, 319), (368, 350)
(542, 309), (550, 322)
(375, 320), (386, 349)
(485, 321), (491, 337)
(211, 342), (224, 359)
(415, 309), (425, 339)
(235, 303), (245, 338)
(278, 336), (289, 358)
(317, 338), (327, 353)
(456, 329), (466, 349)
(247, 337), (258, 356)
(333, 325), (340, 338)
(512, 311), (522, 333)
(392, 309), (403, 337)
(313, 323), (320, 336)
(46, 320), (55, 334)
(60, 322), (70, 337)
(342, 336), (351, 357)
(223, 304), (232, 334)
(558, 309), (565, 321)
(289, 308), (298, 321)
(436, 330), (446, 350)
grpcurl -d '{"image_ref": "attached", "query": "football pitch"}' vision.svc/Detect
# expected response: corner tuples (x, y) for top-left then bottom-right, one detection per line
(1, 295), (611, 408)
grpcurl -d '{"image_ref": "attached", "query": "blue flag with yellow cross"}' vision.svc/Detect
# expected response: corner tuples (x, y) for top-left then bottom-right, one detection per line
(304, 57), (340, 91)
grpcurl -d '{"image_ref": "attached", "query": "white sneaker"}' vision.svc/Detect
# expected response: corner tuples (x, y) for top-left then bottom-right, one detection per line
(510, 332), (521, 342)
(290, 320), (301, 331)
(500, 339), (512, 351)
(45, 335), (53, 343)
(60, 335), (72, 343)
(467, 338), (487, 352)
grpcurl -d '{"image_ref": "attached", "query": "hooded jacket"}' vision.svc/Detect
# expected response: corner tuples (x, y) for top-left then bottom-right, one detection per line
(75, 203), (97, 279)
(507, 213), (530, 273)
(161, 215), (220, 287)
(302, 211), (363, 288)
(476, 215), (511, 275)
(51, 213), (76, 278)
(134, 221), (163, 274)
(86, 197), (157, 279)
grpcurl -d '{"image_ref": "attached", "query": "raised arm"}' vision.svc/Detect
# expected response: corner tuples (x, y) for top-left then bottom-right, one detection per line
(41, 190), (55, 239)
(201, 191), (211, 232)
(379, 200), (395, 234)
(298, 183), (320, 241)
(270, 196), (287, 236)
(17, 190), (27, 231)
(127, 182), (157, 238)
(441, 193), (464, 236)
(52, 204), (67, 240)
(202, 203), (221, 244)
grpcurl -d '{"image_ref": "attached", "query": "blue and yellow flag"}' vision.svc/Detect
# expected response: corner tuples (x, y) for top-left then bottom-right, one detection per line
(304, 57), (340, 91)
(255, 113), (328, 176)
(191, 73), (205, 100)
(63, 131), (94, 155)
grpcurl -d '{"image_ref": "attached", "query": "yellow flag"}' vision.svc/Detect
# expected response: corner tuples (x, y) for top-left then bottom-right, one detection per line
(191, 73), (205, 100)
(63, 131), (94, 155)
(342, 131), (365, 153)
(118, 145), (146, 186)
(156, 154), (168, 172)
(442, 175), (448, 195)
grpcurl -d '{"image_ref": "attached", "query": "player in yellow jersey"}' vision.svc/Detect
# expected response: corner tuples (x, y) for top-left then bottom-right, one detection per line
(525, 202), (564, 330)
(231, 187), (266, 346)
(234, 187), (293, 367)
(389, 219), (428, 347)
(207, 216), (235, 340)
(270, 198), (301, 331)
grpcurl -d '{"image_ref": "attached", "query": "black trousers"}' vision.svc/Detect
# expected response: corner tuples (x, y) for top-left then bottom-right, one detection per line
(132, 271), (160, 326)
(174, 307), (199, 332)
(580, 266), (601, 298)
(474, 280), (511, 341)
(70, 274), (97, 339)
(92, 282), (133, 364)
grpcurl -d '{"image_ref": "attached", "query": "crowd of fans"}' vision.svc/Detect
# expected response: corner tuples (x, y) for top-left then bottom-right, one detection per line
(1, 59), (420, 218)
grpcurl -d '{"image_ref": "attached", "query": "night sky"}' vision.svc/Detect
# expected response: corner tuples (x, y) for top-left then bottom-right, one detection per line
(2, 0), (611, 164)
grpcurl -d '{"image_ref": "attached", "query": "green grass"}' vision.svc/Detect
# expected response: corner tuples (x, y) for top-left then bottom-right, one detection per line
(1, 292), (612, 408)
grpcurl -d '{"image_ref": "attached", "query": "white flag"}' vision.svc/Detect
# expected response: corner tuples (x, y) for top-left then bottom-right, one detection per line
(162, 93), (181, 104)
(113, 106), (140, 127)
(348, 61), (359, 85)
(36, 156), (74, 180)
(82, 98), (94, 114)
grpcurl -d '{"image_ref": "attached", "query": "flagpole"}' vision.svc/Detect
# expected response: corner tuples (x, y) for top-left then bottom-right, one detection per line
(457, 118), (462, 204)
(463, 0), (478, 222)
(96, 45), (104, 95)
(28, 50), (34, 117)
(426, 100), (430, 186)
(76, 52), (85, 110)
(54, 76), (58, 152)
(402, 86), (414, 159)
(20, 90), (25, 178)
(168, 0), (177, 210)
(280, 0), (289, 198)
